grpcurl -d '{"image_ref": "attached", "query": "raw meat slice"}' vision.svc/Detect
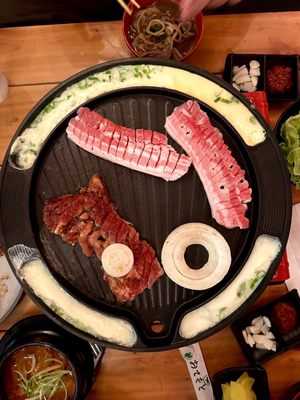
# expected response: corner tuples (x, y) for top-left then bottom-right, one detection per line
(116, 136), (129, 160)
(66, 108), (192, 182)
(138, 143), (153, 168)
(165, 100), (252, 229)
(130, 141), (145, 166)
(108, 131), (121, 157)
(43, 174), (164, 302)
(78, 107), (168, 145)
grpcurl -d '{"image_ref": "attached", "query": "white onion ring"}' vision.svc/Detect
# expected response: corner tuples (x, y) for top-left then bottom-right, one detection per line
(161, 223), (231, 290)
(101, 243), (134, 278)
(24, 354), (36, 374)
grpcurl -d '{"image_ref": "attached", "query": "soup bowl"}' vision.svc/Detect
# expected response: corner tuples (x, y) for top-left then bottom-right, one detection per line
(0, 315), (100, 400)
(122, 0), (204, 61)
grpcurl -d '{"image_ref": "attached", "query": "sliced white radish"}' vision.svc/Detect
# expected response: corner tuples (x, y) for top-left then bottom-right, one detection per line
(247, 334), (255, 347)
(241, 82), (256, 92)
(233, 64), (246, 74)
(263, 338), (275, 351)
(101, 243), (134, 278)
(261, 324), (269, 335)
(243, 313), (277, 352)
(255, 343), (267, 350)
(235, 75), (252, 85)
(271, 342), (277, 352)
(250, 60), (260, 68)
(266, 331), (275, 340)
(251, 75), (258, 86)
(232, 60), (261, 92)
(249, 325), (261, 334)
(249, 67), (261, 77)
(253, 334), (267, 344)
(233, 66), (249, 81)
(161, 223), (231, 290)
(251, 316), (261, 325)
(263, 316), (271, 327)
(254, 316), (264, 329)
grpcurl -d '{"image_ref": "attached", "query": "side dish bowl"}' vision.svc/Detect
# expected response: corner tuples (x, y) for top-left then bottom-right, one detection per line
(274, 99), (300, 190)
(122, 0), (204, 61)
(212, 366), (271, 400)
(274, 98), (300, 142)
(0, 315), (97, 400)
(231, 289), (300, 364)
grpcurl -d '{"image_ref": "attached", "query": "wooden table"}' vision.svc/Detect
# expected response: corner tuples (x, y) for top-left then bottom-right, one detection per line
(0, 11), (299, 399)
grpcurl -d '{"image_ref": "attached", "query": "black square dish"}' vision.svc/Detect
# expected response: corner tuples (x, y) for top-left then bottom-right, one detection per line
(265, 55), (299, 101)
(224, 53), (265, 92)
(231, 309), (285, 364)
(224, 53), (299, 101)
(212, 366), (271, 400)
(269, 289), (300, 348)
(231, 289), (300, 364)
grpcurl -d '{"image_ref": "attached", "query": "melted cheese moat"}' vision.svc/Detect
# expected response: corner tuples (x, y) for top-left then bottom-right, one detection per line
(19, 259), (137, 347)
(10, 64), (266, 169)
(179, 234), (282, 339)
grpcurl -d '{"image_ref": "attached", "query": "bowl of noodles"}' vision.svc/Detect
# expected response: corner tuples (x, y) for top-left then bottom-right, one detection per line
(122, 0), (204, 61)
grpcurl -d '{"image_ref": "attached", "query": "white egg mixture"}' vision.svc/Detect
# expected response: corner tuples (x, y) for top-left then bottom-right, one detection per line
(10, 64), (266, 169)
(19, 260), (137, 347)
(9, 64), (280, 346)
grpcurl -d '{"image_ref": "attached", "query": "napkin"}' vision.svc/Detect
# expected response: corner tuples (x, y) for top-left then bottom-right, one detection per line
(286, 203), (300, 295)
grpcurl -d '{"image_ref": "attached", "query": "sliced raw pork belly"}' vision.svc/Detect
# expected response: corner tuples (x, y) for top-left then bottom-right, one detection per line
(165, 100), (252, 229)
(43, 174), (164, 302)
(66, 107), (191, 182)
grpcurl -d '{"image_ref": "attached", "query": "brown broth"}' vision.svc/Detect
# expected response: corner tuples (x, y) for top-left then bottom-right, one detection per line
(154, 0), (180, 17)
(156, 1), (197, 55)
(2, 345), (75, 400)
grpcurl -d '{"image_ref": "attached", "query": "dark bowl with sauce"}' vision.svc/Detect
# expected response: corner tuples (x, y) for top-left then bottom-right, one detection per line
(122, 0), (204, 61)
(0, 315), (100, 400)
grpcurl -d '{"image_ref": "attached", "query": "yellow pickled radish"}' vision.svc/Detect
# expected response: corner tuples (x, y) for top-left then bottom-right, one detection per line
(241, 377), (255, 392)
(251, 391), (257, 400)
(221, 383), (231, 400)
(237, 372), (250, 384)
(230, 381), (248, 400)
(221, 372), (256, 400)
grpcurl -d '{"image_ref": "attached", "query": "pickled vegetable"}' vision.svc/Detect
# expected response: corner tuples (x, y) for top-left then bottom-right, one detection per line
(221, 372), (256, 400)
